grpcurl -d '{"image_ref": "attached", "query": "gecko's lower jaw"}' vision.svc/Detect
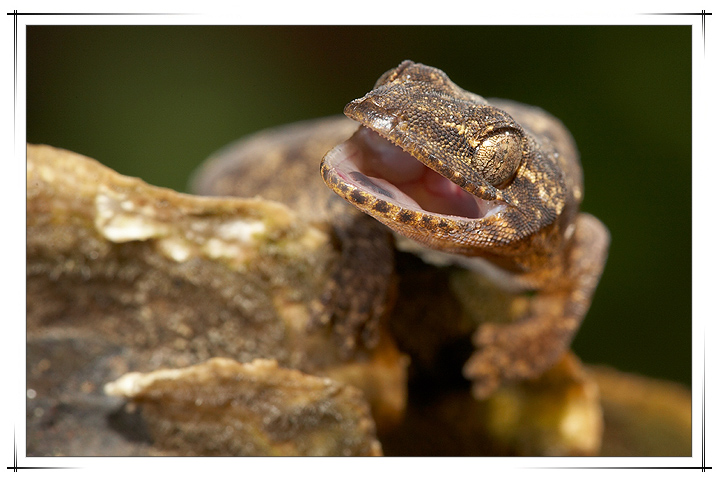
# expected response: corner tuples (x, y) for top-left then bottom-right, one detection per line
(323, 126), (506, 220)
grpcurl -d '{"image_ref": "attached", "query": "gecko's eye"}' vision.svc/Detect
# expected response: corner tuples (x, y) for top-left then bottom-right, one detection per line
(471, 131), (523, 187)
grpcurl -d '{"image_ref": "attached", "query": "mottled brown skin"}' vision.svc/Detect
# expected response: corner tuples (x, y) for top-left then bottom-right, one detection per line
(194, 61), (609, 398)
(322, 61), (609, 397)
(323, 61), (581, 270)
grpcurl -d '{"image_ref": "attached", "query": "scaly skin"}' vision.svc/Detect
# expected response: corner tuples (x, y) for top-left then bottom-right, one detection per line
(194, 60), (609, 398)
(321, 61), (609, 397)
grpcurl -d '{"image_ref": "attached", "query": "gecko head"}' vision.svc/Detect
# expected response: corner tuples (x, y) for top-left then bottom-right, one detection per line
(321, 61), (565, 255)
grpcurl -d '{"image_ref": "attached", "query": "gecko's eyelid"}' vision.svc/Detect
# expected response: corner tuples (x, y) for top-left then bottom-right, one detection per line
(471, 131), (523, 187)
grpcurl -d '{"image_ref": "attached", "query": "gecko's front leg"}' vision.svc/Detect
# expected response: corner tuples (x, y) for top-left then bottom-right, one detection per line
(465, 213), (610, 398)
(322, 61), (609, 396)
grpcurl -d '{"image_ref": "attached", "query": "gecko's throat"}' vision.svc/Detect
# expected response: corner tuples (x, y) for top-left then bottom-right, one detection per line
(324, 126), (505, 219)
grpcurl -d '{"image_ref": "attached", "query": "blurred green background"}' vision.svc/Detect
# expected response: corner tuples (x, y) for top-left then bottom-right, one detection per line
(27, 26), (691, 386)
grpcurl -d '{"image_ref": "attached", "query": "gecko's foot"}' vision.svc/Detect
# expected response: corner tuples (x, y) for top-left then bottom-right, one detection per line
(308, 211), (396, 356)
(465, 214), (610, 399)
(463, 315), (577, 398)
(309, 266), (395, 354)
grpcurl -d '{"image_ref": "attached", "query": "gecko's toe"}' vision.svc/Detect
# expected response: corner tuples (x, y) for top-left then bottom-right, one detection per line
(464, 318), (575, 399)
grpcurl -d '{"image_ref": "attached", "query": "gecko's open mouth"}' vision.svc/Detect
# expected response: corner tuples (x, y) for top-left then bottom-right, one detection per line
(323, 126), (506, 220)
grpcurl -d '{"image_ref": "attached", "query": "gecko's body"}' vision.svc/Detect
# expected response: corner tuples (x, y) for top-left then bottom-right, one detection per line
(192, 61), (609, 397)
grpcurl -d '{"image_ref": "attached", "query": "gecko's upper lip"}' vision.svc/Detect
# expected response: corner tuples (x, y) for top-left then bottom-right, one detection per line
(322, 125), (506, 220)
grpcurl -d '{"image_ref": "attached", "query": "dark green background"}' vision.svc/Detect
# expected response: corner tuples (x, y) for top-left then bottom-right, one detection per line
(27, 26), (691, 386)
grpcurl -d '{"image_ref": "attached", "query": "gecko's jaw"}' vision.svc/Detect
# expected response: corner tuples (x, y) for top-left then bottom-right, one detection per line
(323, 127), (506, 220)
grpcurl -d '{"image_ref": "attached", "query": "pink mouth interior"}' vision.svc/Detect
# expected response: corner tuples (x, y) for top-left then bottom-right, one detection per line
(327, 127), (505, 219)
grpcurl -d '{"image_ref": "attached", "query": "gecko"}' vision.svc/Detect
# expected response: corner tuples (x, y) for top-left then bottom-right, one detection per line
(192, 60), (609, 399)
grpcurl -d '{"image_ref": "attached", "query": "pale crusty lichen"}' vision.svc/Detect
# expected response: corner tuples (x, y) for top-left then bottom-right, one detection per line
(105, 358), (382, 456)
(26, 143), (407, 456)
(27, 143), (335, 366)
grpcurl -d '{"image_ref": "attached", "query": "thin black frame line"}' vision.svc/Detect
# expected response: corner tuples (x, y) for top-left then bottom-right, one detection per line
(6, 12), (190, 15)
(12, 9), (16, 151)
(632, 13), (710, 470)
(639, 10), (712, 54)
(6, 8), (192, 149)
(640, 12), (712, 15)
(530, 467), (712, 470)
(7, 428), (80, 471)
(11, 12), (710, 469)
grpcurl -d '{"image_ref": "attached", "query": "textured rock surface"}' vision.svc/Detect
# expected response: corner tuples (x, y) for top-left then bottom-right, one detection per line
(26, 143), (404, 456)
(105, 358), (382, 456)
(26, 144), (691, 457)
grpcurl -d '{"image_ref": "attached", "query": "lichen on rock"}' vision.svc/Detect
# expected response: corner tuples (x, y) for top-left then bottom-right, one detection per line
(104, 358), (382, 456)
(26, 143), (406, 456)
